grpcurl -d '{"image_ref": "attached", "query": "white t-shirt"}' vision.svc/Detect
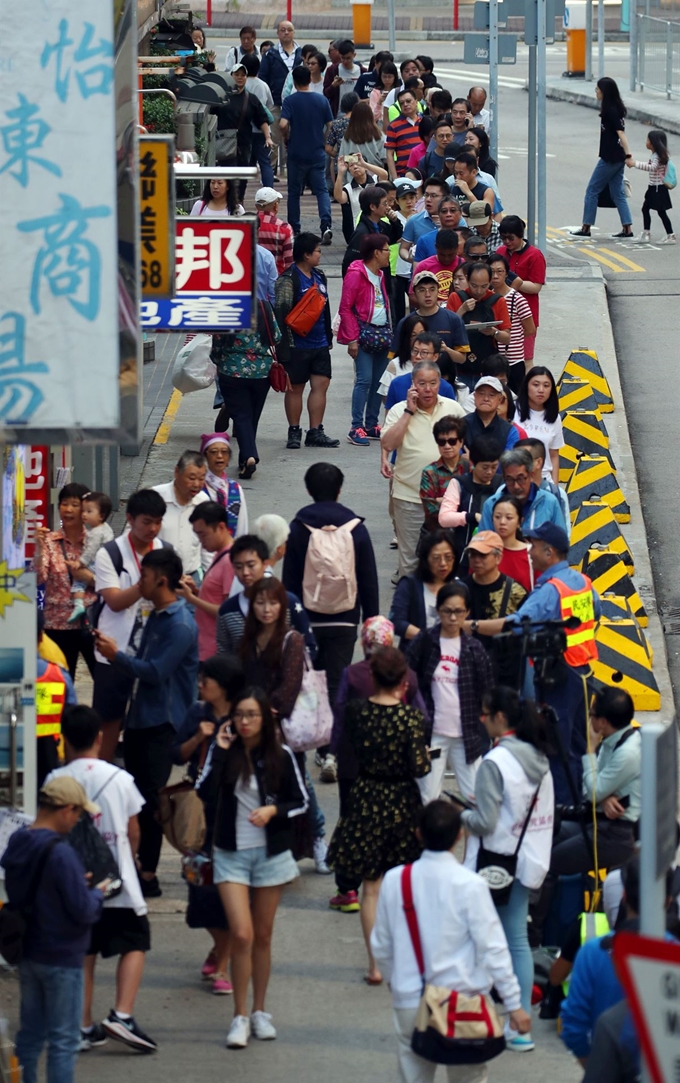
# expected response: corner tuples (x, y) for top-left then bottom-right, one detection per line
(378, 358), (412, 398)
(522, 409), (565, 478)
(47, 759), (147, 915)
(365, 267), (388, 326)
(423, 583), (439, 629)
(235, 773), (266, 850)
(334, 62), (362, 111)
(152, 481), (210, 574)
(93, 535), (165, 665)
(432, 636), (462, 738)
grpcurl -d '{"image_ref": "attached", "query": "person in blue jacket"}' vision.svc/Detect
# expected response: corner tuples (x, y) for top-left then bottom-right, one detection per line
(258, 20), (302, 178)
(478, 446), (567, 534)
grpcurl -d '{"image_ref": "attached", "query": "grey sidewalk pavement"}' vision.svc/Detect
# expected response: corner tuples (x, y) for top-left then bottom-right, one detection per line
(545, 76), (680, 136)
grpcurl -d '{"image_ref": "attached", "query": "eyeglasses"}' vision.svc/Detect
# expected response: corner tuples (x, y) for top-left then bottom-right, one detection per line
(232, 711), (262, 721)
(439, 607), (467, 617)
(437, 437), (462, 447)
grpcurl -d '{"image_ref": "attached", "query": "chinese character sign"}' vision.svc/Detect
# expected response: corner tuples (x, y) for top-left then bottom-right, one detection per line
(24, 447), (49, 561)
(141, 218), (256, 332)
(0, 1), (118, 434)
(139, 136), (175, 300)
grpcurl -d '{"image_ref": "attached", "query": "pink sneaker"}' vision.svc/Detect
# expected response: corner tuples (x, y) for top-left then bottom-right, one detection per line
(212, 973), (233, 995)
(201, 952), (217, 980)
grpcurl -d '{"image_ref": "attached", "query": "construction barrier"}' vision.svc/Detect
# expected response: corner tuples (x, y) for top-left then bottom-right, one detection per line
(566, 456), (631, 524)
(583, 548), (648, 626)
(600, 597), (652, 657)
(559, 410), (613, 484)
(557, 376), (602, 415)
(568, 503), (634, 571)
(561, 349), (614, 413)
(592, 616), (660, 711)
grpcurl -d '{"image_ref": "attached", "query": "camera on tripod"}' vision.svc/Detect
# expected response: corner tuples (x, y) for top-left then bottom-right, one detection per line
(493, 616), (577, 692)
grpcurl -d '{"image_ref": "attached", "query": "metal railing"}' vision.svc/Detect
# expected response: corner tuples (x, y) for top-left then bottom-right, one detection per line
(637, 13), (680, 97)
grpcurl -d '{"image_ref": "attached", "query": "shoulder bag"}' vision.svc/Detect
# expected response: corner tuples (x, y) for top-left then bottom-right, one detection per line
(156, 741), (210, 855)
(0, 837), (62, 965)
(215, 89), (249, 161)
(67, 772), (123, 893)
(280, 636), (333, 753)
(475, 786), (540, 906)
(401, 864), (506, 1065)
(259, 299), (288, 392)
(356, 315), (392, 353)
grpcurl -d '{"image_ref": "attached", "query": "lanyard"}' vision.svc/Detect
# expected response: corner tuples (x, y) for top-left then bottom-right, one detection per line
(128, 536), (144, 574)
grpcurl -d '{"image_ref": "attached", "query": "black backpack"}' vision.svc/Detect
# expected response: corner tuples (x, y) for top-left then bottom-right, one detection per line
(86, 538), (174, 630)
(67, 772), (122, 894)
(0, 837), (62, 965)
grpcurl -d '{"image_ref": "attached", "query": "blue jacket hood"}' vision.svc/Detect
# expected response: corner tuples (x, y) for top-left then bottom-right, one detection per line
(293, 501), (366, 529)
(1, 826), (59, 906)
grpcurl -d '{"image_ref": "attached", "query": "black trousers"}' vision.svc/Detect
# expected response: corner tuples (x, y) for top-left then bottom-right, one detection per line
(46, 628), (96, 680)
(218, 374), (270, 465)
(393, 276), (410, 325)
(37, 735), (59, 790)
(313, 625), (358, 759)
(507, 360), (527, 397)
(123, 723), (175, 875)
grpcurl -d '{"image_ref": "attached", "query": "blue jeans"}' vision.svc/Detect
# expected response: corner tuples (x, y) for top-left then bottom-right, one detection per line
(304, 759), (326, 838)
(583, 158), (631, 227)
(251, 131), (274, 188)
(287, 156), (332, 234)
(16, 959), (83, 1083)
(496, 880), (533, 1015)
(351, 346), (389, 430)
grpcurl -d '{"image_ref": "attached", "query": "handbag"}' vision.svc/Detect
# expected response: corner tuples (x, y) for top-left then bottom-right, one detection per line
(172, 334), (216, 393)
(285, 282), (327, 336)
(259, 299), (288, 392)
(156, 740), (210, 855)
(215, 89), (249, 161)
(0, 837), (61, 965)
(475, 786), (540, 907)
(356, 315), (392, 353)
(67, 772), (123, 895)
(280, 640), (333, 753)
(401, 864), (506, 1066)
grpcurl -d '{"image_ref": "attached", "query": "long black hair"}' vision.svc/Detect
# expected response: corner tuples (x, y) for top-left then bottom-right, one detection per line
(648, 128), (669, 165)
(482, 685), (551, 754)
(226, 686), (285, 789)
(517, 365), (560, 424)
(597, 76), (627, 119)
(395, 312), (428, 368)
(200, 177), (237, 214)
(490, 495), (524, 540)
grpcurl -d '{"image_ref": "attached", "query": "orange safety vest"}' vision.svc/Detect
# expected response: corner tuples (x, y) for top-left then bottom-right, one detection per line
(547, 574), (598, 667)
(35, 662), (67, 738)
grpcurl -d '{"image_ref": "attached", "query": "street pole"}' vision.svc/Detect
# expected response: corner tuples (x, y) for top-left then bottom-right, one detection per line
(586, 0), (593, 80)
(537, 0), (547, 255)
(489, 0), (499, 160)
(598, 0), (605, 77)
(527, 44), (537, 245)
(640, 724), (671, 940)
(630, 0), (638, 90)
(388, 0), (396, 52)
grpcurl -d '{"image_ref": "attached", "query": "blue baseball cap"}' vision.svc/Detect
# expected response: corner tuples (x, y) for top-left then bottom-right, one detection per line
(523, 522), (570, 554)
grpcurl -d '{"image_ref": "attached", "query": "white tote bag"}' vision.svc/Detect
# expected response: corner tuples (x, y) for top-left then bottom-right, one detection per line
(172, 334), (216, 394)
(281, 647), (333, 753)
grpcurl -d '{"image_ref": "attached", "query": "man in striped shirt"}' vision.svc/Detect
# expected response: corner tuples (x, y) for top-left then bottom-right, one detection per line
(385, 88), (422, 179)
(255, 187), (294, 274)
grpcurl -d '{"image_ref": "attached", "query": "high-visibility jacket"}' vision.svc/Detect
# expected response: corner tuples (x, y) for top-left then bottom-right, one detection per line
(547, 573), (598, 667)
(562, 911), (610, 994)
(35, 662), (67, 738)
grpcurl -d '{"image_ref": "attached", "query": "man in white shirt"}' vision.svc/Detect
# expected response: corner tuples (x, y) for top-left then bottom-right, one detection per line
(92, 488), (168, 761)
(225, 25), (260, 71)
(48, 706), (157, 1053)
(152, 450), (209, 577)
(371, 799), (531, 1083)
(467, 85), (491, 131)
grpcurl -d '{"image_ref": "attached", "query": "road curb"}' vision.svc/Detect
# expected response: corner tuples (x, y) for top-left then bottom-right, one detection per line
(544, 83), (680, 136)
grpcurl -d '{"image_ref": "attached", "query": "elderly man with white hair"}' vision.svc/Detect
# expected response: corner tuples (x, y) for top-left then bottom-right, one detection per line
(252, 514), (290, 568)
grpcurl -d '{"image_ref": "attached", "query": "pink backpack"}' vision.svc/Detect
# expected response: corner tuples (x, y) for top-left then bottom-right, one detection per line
(302, 519), (361, 614)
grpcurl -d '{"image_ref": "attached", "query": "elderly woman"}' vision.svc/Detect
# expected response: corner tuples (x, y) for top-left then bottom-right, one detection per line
(252, 514), (290, 570)
(328, 617), (427, 915)
(33, 483), (97, 678)
(200, 433), (248, 538)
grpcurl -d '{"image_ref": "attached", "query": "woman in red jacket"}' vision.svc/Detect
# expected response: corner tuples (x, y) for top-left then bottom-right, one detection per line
(337, 233), (392, 447)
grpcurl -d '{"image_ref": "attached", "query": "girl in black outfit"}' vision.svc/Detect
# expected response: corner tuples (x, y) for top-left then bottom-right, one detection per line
(465, 126), (498, 178)
(571, 77), (634, 238)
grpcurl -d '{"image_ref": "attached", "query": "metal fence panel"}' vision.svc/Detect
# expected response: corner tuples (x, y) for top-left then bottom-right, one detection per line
(637, 14), (680, 97)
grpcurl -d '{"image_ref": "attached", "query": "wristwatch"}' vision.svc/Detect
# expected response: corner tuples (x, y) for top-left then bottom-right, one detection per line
(471, 620), (479, 632)
(404, 407), (415, 416)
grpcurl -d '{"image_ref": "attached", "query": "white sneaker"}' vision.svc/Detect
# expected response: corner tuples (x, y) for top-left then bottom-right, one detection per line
(226, 1015), (250, 1048)
(319, 753), (337, 783)
(313, 837), (331, 874)
(314, 751), (324, 768)
(632, 230), (651, 243)
(661, 233), (677, 244)
(251, 1010), (277, 1040)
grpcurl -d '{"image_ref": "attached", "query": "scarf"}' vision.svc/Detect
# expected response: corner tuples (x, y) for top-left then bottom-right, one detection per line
(204, 475), (241, 538)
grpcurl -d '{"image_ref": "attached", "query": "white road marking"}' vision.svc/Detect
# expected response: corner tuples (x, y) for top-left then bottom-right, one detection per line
(435, 67), (526, 88)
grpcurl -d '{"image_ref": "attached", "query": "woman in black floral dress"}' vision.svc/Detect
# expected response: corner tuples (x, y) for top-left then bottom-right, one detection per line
(327, 645), (430, 984)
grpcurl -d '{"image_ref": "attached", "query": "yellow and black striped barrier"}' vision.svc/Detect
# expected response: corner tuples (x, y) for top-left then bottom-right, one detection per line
(559, 410), (613, 485)
(568, 501), (634, 571)
(582, 548), (648, 626)
(600, 596), (651, 649)
(592, 617), (660, 711)
(557, 376), (602, 415)
(566, 456), (631, 524)
(562, 349), (614, 414)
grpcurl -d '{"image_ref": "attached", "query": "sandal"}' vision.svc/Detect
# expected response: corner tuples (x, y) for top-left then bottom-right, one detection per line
(363, 972), (383, 986)
(239, 458), (257, 480)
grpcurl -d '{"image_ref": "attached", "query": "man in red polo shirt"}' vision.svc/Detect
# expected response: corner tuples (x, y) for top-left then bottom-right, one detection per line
(255, 186), (294, 274)
(496, 214), (546, 363)
(447, 261), (510, 389)
(385, 88), (422, 179)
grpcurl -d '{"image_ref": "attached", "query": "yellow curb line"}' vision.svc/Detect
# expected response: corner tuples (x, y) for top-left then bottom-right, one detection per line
(154, 388), (183, 445)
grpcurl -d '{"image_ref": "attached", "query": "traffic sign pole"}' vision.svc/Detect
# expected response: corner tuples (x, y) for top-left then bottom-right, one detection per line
(537, 0), (547, 254)
(641, 723), (678, 938)
(527, 43), (537, 244)
(489, 0), (499, 159)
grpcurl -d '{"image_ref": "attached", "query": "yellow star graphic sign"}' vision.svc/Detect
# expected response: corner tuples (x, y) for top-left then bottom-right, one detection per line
(0, 562), (31, 617)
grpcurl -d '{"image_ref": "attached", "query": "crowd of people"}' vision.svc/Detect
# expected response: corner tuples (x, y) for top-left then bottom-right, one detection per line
(2, 29), (669, 1083)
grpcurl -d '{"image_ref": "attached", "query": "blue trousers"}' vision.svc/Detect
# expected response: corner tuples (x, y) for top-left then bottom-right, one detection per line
(351, 346), (389, 430)
(16, 960), (83, 1083)
(287, 156), (332, 234)
(496, 880), (533, 1014)
(583, 158), (631, 227)
(542, 665), (590, 805)
(251, 131), (274, 188)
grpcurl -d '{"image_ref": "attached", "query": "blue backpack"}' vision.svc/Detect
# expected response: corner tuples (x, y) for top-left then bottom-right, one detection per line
(664, 159), (677, 190)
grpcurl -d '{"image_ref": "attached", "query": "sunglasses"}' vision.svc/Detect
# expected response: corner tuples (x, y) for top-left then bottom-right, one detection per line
(437, 437), (462, 447)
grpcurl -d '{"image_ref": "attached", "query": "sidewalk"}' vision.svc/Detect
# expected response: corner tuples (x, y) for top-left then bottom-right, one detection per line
(546, 76), (680, 136)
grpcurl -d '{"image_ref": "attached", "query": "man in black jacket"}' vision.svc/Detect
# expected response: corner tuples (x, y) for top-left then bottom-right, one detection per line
(211, 63), (271, 175)
(258, 20), (302, 178)
(445, 433), (503, 566)
(341, 186), (403, 296)
(282, 462), (380, 782)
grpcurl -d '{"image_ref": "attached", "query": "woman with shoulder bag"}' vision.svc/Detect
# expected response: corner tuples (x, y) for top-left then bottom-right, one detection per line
(172, 655), (245, 995)
(240, 577), (330, 875)
(198, 687), (308, 1049)
(338, 233), (393, 447)
(454, 685), (554, 1051)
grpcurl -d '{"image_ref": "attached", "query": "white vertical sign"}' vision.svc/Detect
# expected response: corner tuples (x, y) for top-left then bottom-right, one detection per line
(0, 1), (119, 432)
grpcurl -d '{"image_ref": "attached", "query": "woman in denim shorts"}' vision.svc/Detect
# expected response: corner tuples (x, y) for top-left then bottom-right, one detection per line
(198, 687), (308, 1050)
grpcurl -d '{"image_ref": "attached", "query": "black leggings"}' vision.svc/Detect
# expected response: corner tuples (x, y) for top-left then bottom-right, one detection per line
(46, 628), (96, 680)
(642, 193), (673, 234)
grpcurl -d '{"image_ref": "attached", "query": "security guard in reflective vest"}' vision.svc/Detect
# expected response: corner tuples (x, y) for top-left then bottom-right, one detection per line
(36, 616), (77, 787)
(464, 522), (601, 804)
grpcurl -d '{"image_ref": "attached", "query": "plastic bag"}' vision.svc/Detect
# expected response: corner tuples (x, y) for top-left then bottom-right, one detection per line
(172, 335), (216, 394)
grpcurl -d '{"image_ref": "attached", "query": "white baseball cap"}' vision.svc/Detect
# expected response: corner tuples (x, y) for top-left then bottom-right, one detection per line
(255, 186), (284, 205)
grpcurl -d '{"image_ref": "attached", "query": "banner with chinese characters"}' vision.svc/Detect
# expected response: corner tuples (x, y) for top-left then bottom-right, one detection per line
(24, 446), (49, 562)
(139, 135), (175, 300)
(0, 0), (119, 441)
(140, 217), (257, 331)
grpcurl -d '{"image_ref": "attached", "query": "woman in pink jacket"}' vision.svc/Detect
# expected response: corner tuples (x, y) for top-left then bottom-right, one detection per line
(337, 234), (393, 447)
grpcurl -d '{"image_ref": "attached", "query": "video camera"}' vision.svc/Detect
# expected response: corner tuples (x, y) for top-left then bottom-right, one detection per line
(493, 615), (579, 692)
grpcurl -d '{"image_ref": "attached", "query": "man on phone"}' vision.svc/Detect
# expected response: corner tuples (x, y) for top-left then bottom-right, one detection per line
(382, 361), (464, 578)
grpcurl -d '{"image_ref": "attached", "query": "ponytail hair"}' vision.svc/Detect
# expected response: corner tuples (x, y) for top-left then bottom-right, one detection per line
(482, 685), (552, 754)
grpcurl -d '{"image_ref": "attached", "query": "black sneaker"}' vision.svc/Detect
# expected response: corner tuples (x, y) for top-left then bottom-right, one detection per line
(286, 425), (302, 449)
(140, 875), (162, 898)
(103, 1011), (158, 1053)
(611, 229), (634, 238)
(569, 227), (591, 236)
(321, 228), (333, 246)
(80, 1023), (108, 1052)
(305, 426), (340, 448)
